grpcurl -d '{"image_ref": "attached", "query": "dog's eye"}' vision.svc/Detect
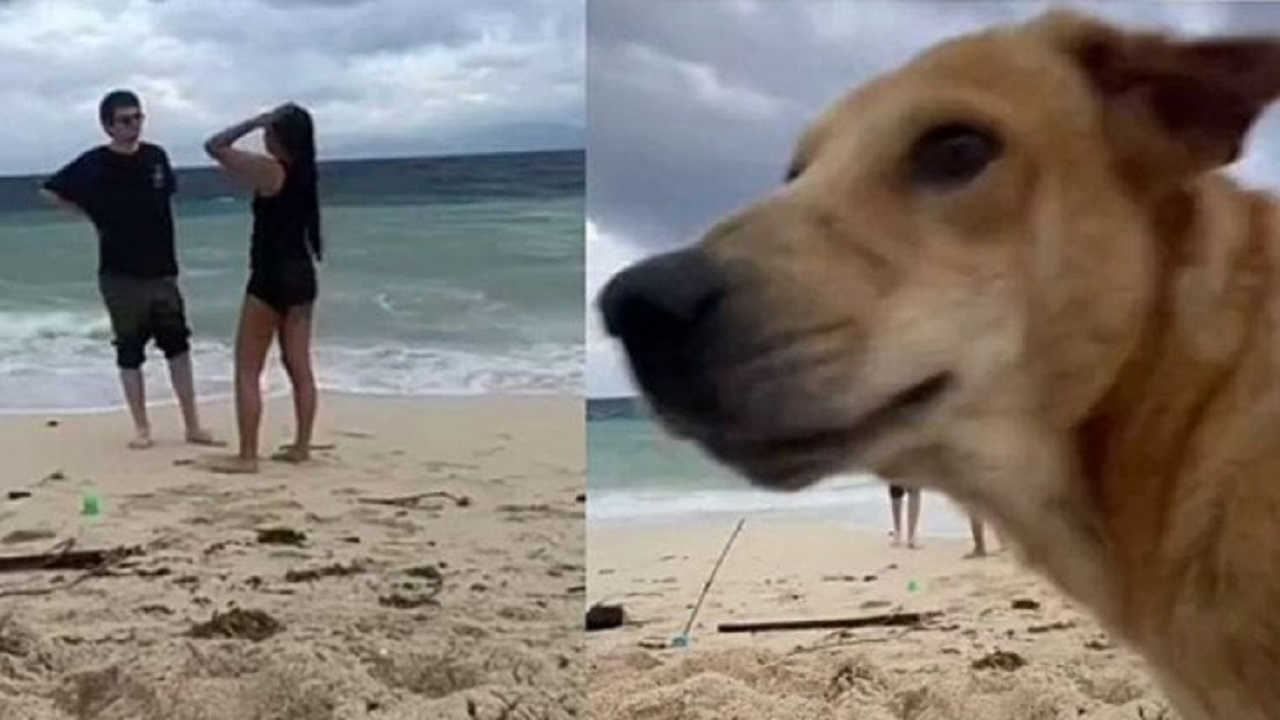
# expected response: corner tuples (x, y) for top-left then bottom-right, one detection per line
(908, 123), (1002, 189)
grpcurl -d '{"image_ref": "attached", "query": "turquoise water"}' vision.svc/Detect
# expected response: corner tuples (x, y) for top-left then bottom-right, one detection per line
(0, 152), (583, 410)
(586, 410), (971, 535)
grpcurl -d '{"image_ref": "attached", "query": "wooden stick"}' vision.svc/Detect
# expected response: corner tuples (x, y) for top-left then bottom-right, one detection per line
(0, 566), (113, 598)
(357, 492), (469, 508)
(678, 517), (745, 639)
(718, 610), (940, 634)
(0, 545), (142, 598)
(0, 545), (143, 574)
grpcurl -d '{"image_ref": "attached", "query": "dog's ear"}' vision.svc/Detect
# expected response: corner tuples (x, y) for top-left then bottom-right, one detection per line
(1039, 10), (1280, 187)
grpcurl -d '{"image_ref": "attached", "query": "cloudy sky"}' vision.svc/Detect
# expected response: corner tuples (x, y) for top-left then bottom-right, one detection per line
(0, 0), (583, 175)
(585, 0), (1280, 397)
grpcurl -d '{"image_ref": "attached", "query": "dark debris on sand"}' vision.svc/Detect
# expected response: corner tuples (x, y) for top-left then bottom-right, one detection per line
(585, 604), (626, 632)
(404, 564), (443, 581)
(188, 608), (282, 642)
(972, 649), (1027, 672)
(255, 527), (307, 546)
(1, 529), (57, 545)
(376, 566), (445, 609)
(284, 561), (367, 583)
(378, 592), (440, 610)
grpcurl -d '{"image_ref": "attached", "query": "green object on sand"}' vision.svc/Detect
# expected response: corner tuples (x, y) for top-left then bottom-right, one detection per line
(907, 580), (919, 593)
(670, 634), (690, 648)
(81, 491), (101, 517)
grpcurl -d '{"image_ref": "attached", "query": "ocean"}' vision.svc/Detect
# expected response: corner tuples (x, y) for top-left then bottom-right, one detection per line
(586, 397), (972, 536)
(0, 150), (583, 412)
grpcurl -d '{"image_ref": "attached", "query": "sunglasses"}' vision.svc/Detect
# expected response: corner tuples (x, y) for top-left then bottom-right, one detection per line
(113, 111), (145, 126)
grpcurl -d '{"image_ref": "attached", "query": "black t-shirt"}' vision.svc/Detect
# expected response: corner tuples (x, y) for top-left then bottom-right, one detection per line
(43, 143), (179, 278)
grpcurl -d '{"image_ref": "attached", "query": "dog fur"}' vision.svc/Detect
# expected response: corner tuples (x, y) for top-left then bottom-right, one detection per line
(599, 11), (1280, 719)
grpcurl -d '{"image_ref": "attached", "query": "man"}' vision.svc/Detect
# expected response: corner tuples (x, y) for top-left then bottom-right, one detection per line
(40, 89), (218, 449)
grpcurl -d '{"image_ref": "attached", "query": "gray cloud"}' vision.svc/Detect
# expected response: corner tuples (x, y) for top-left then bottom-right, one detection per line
(0, 0), (583, 174)
(586, 0), (1280, 395)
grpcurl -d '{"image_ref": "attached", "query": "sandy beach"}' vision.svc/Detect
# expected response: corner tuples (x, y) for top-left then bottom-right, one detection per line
(587, 514), (1175, 719)
(0, 393), (584, 720)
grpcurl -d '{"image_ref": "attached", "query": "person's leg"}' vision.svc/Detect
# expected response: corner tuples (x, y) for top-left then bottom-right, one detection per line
(99, 275), (153, 448)
(152, 278), (219, 445)
(119, 367), (150, 448)
(888, 485), (905, 546)
(166, 353), (220, 444)
(906, 488), (923, 549)
(273, 303), (316, 463)
(204, 294), (277, 473)
(965, 515), (988, 558)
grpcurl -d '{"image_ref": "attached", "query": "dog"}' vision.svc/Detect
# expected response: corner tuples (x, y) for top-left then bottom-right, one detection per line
(597, 10), (1280, 719)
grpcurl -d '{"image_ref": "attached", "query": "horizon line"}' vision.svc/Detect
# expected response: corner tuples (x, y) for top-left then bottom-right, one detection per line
(0, 145), (586, 180)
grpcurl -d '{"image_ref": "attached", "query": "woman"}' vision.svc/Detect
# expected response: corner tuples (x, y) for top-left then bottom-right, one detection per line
(886, 483), (923, 549)
(201, 103), (322, 474)
(966, 514), (1004, 559)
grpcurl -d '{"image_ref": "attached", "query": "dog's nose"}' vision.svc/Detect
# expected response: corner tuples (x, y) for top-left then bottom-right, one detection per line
(597, 248), (726, 346)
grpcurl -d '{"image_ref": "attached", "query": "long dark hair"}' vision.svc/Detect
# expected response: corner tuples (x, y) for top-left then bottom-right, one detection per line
(271, 104), (323, 262)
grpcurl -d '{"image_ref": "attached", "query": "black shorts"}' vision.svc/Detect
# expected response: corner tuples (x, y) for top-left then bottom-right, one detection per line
(247, 262), (317, 315)
(98, 273), (192, 369)
(889, 484), (907, 500)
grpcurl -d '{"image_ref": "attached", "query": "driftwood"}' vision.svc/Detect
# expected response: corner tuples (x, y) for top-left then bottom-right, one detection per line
(718, 610), (941, 634)
(357, 492), (471, 508)
(0, 545), (142, 573)
(0, 544), (143, 598)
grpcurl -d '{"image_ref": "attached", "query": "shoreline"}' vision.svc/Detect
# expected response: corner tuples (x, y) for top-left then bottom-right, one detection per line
(0, 387), (582, 418)
(586, 503), (975, 539)
(586, 483), (977, 539)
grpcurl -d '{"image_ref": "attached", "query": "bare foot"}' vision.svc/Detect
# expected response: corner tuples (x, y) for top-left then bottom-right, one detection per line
(200, 454), (259, 474)
(964, 548), (988, 559)
(271, 445), (310, 464)
(908, 540), (922, 550)
(128, 429), (153, 450)
(890, 532), (903, 548)
(185, 428), (226, 447)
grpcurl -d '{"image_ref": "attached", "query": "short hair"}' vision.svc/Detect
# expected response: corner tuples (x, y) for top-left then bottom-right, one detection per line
(99, 89), (141, 126)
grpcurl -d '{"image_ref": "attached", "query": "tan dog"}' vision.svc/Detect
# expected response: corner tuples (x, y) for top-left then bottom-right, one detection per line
(598, 10), (1280, 720)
